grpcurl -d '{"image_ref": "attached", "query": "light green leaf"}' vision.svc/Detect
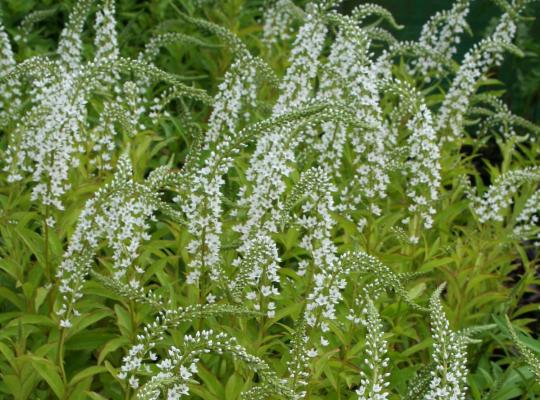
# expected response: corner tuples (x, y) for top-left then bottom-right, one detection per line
(29, 356), (65, 399)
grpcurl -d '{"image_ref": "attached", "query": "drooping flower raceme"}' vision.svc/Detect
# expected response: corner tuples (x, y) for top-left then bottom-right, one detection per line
(513, 190), (540, 245)
(4, 66), (91, 209)
(262, 0), (298, 47)
(2, 0), (116, 208)
(471, 166), (540, 224)
(235, 8), (328, 246)
(121, 328), (293, 400)
(317, 15), (395, 226)
(229, 234), (281, 317)
(356, 299), (390, 400)
(271, 10), (327, 117)
(56, 155), (158, 327)
(380, 79), (441, 237)
(294, 168), (342, 333)
(409, 0), (470, 81)
(425, 286), (468, 400)
(437, 2), (523, 138)
(181, 51), (259, 286)
(205, 54), (258, 145)
(57, 0), (93, 72)
(404, 101), (440, 231)
(94, 0), (119, 68)
(0, 19), (21, 121)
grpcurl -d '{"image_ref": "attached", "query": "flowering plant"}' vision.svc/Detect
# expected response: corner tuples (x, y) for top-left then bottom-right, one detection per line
(0, 0), (539, 399)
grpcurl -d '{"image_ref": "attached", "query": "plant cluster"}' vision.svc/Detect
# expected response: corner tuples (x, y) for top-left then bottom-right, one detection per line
(0, 0), (540, 399)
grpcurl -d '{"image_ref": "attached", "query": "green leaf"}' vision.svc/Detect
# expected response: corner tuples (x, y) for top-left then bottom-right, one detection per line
(0, 341), (15, 367)
(85, 392), (109, 400)
(3, 375), (26, 400)
(67, 309), (113, 338)
(225, 373), (244, 400)
(65, 331), (116, 351)
(34, 286), (50, 312)
(29, 356), (65, 399)
(97, 336), (130, 365)
(197, 364), (225, 398)
(0, 287), (25, 310)
(69, 366), (108, 386)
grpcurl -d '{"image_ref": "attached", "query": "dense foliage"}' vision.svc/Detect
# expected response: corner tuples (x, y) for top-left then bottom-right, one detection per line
(1, 0), (540, 399)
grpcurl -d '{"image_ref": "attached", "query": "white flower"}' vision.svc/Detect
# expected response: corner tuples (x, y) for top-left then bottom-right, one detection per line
(60, 319), (72, 328)
(128, 375), (139, 389)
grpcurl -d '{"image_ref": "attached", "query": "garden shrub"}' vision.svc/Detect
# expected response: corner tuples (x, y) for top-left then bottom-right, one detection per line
(0, 0), (540, 399)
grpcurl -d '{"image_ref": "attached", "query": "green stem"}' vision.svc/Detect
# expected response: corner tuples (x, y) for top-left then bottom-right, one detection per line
(44, 205), (51, 282)
(57, 328), (67, 384)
